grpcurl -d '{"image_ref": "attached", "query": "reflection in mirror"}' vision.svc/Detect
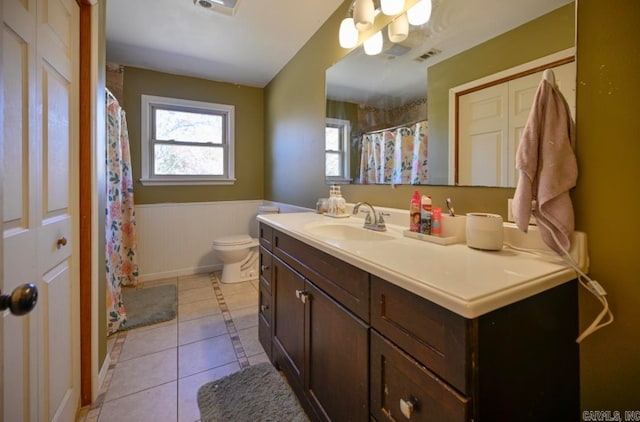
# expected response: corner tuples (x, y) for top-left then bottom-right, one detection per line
(326, 0), (575, 187)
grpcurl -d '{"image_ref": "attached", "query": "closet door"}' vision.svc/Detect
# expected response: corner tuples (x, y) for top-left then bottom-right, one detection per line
(508, 62), (576, 186)
(458, 61), (576, 187)
(2, 0), (80, 420)
(458, 82), (509, 187)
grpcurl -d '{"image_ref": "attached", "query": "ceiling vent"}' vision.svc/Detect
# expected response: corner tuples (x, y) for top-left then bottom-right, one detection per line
(383, 44), (412, 59)
(193, 0), (240, 16)
(414, 48), (441, 62)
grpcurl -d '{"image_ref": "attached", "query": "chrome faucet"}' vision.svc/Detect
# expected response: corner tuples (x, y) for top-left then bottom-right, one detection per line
(352, 202), (387, 231)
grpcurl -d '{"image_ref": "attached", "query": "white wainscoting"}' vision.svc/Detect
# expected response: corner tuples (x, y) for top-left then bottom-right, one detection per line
(135, 200), (266, 282)
(134, 200), (313, 281)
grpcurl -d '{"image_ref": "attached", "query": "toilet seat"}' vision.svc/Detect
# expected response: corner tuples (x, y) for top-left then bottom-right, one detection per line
(213, 235), (254, 247)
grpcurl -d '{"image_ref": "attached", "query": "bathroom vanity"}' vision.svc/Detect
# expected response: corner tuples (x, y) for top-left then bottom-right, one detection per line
(257, 213), (580, 422)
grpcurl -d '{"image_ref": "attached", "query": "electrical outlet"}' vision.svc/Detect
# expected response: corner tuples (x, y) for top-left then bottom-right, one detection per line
(507, 198), (514, 222)
(507, 198), (537, 225)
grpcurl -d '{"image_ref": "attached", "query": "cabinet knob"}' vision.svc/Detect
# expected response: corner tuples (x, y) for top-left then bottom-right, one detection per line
(260, 304), (269, 313)
(261, 264), (270, 272)
(400, 397), (417, 419)
(56, 237), (67, 249)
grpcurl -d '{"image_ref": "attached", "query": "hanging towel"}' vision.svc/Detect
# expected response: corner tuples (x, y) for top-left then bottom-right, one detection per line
(512, 70), (577, 254)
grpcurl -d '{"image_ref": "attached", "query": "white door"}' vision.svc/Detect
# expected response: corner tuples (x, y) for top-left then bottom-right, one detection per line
(2, 0), (80, 420)
(458, 61), (576, 187)
(458, 82), (509, 186)
(508, 62), (576, 186)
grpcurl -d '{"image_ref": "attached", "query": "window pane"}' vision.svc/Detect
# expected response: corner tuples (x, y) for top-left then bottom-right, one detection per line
(326, 152), (342, 177)
(155, 109), (223, 144)
(154, 144), (224, 175)
(325, 126), (341, 150)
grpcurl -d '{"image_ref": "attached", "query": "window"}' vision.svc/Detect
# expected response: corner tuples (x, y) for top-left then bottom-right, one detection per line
(140, 95), (235, 185)
(325, 118), (351, 183)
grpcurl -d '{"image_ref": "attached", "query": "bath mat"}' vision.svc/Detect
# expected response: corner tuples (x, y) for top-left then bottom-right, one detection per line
(197, 362), (309, 422)
(120, 284), (177, 331)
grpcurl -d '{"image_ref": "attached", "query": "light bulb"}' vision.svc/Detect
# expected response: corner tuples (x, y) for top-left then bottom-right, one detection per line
(353, 0), (375, 31)
(339, 17), (358, 48)
(380, 0), (404, 16)
(364, 30), (383, 55)
(388, 13), (409, 43)
(407, 0), (432, 26)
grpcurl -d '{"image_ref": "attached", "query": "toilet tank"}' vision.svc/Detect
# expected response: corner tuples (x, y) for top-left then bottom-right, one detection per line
(258, 205), (280, 215)
(250, 205), (280, 237)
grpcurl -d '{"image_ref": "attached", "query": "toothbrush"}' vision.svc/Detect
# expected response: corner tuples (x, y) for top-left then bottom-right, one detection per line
(446, 198), (455, 217)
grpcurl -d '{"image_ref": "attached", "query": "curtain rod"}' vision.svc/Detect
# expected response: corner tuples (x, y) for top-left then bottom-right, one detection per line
(361, 119), (427, 135)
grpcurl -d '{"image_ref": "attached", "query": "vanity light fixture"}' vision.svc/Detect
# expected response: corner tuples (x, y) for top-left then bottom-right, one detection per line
(364, 30), (383, 55)
(339, 17), (359, 48)
(388, 13), (409, 43)
(380, 0), (405, 16)
(407, 0), (432, 25)
(353, 0), (375, 31)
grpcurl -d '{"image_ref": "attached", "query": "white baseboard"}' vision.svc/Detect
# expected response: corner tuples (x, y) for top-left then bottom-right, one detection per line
(97, 353), (111, 393)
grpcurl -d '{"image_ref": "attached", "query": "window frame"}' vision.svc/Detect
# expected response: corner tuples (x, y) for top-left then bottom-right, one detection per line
(325, 117), (351, 184)
(140, 94), (235, 186)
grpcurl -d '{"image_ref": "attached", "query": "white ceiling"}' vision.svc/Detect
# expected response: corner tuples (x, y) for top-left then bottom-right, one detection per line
(106, 0), (345, 87)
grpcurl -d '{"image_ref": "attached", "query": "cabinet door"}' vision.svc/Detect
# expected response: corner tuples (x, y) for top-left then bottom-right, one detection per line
(272, 256), (305, 383)
(305, 281), (369, 421)
(259, 245), (272, 292)
(258, 278), (273, 361)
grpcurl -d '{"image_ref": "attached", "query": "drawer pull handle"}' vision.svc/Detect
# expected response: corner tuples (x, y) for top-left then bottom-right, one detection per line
(400, 397), (417, 419)
(261, 264), (270, 272)
(56, 237), (68, 249)
(295, 289), (309, 304)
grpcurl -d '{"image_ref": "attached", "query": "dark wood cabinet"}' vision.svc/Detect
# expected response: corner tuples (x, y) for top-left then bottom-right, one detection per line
(370, 274), (579, 421)
(371, 330), (470, 421)
(272, 256), (305, 384)
(258, 223), (579, 422)
(305, 281), (369, 421)
(263, 227), (370, 421)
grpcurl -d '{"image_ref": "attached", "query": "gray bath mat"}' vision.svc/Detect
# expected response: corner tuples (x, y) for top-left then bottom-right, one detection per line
(120, 284), (177, 331)
(197, 362), (309, 422)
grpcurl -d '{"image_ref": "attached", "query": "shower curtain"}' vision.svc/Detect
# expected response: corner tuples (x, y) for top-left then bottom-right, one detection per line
(359, 120), (428, 185)
(106, 89), (139, 335)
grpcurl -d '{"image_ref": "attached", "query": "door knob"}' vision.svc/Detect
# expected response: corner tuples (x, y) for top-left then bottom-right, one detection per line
(0, 283), (38, 316)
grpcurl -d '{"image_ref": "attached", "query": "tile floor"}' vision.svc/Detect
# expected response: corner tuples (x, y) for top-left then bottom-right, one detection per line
(78, 272), (268, 422)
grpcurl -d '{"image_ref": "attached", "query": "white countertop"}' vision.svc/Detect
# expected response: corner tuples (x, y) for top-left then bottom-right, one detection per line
(258, 212), (580, 318)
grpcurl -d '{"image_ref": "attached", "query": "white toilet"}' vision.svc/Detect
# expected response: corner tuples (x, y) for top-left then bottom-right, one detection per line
(212, 205), (279, 284)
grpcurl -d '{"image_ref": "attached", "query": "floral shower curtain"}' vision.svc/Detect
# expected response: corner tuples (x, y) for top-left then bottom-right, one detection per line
(359, 120), (428, 185)
(106, 89), (139, 335)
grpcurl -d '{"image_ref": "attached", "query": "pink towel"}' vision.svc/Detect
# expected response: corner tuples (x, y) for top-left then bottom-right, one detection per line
(512, 71), (577, 254)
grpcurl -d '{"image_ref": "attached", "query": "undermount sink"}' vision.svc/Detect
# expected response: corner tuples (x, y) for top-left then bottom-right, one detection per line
(304, 222), (396, 241)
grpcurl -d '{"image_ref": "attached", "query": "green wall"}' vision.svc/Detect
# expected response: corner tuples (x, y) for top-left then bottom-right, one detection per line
(575, 0), (640, 410)
(427, 4), (575, 184)
(123, 67), (265, 204)
(266, 0), (640, 411)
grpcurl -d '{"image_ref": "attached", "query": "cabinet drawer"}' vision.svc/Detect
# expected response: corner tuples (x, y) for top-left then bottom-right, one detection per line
(259, 223), (274, 251)
(273, 230), (370, 322)
(371, 331), (470, 422)
(258, 279), (272, 361)
(371, 276), (469, 394)
(259, 246), (273, 292)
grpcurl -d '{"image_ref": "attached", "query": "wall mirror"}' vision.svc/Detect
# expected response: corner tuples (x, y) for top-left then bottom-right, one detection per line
(325, 0), (575, 187)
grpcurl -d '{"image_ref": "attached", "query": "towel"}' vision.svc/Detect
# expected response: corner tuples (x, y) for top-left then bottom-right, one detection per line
(512, 70), (577, 255)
